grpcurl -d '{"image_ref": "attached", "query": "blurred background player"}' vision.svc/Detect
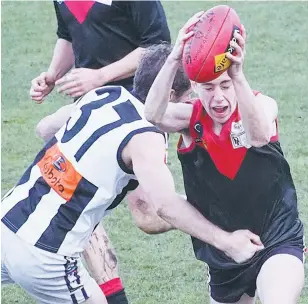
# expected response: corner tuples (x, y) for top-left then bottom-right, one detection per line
(30, 0), (171, 101)
(144, 13), (305, 304)
(29, 1), (171, 302)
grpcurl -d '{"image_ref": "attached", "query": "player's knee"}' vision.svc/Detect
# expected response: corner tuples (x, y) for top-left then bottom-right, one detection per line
(259, 294), (300, 304)
(257, 254), (304, 304)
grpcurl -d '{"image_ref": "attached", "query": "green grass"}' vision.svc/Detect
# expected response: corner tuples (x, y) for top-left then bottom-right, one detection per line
(1, 1), (308, 303)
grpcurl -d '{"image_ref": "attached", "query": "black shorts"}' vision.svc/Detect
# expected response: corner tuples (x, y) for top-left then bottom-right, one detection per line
(208, 244), (305, 303)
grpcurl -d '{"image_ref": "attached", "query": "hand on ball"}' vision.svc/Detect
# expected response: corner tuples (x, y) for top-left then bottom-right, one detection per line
(226, 24), (247, 79)
(169, 11), (204, 62)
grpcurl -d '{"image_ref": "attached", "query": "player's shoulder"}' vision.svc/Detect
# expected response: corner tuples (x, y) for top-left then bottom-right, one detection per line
(185, 98), (200, 106)
(185, 98), (203, 121)
(125, 129), (166, 160)
(75, 85), (140, 107)
(253, 90), (276, 102)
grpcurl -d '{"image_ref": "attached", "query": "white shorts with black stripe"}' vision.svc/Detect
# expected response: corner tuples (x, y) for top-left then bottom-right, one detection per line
(1, 223), (97, 304)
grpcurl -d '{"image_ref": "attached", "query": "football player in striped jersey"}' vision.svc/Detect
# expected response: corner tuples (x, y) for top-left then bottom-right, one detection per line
(2, 42), (263, 304)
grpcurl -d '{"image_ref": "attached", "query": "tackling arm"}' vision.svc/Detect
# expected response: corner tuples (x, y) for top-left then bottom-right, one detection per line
(124, 132), (230, 250)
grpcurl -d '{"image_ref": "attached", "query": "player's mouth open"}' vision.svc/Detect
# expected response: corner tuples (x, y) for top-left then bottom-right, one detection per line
(212, 106), (228, 114)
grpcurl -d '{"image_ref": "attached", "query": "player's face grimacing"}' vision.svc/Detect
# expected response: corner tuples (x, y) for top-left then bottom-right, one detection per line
(195, 72), (237, 124)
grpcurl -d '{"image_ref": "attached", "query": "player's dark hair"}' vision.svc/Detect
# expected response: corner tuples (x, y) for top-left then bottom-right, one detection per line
(133, 42), (191, 103)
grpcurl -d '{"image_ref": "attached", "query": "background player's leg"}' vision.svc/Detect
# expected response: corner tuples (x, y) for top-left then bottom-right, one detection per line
(82, 223), (128, 304)
(210, 293), (256, 304)
(256, 254), (304, 304)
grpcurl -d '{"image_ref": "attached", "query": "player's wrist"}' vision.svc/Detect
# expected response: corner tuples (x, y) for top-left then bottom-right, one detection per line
(98, 67), (111, 86)
(166, 54), (182, 66)
(230, 71), (246, 83)
(212, 229), (232, 252)
(47, 68), (61, 83)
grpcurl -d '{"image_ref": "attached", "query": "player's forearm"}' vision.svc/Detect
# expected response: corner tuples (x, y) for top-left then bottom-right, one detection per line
(156, 193), (230, 250)
(233, 73), (272, 146)
(141, 165), (230, 251)
(48, 39), (75, 81)
(144, 56), (180, 124)
(98, 47), (144, 85)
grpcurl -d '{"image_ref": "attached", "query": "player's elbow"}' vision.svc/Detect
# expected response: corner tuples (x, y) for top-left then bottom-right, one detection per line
(144, 110), (162, 126)
(155, 202), (174, 223)
(135, 219), (173, 235)
(129, 199), (173, 234)
(248, 132), (271, 148)
(35, 119), (53, 142)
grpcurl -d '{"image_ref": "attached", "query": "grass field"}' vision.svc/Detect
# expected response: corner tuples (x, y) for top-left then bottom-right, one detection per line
(1, 1), (308, 303)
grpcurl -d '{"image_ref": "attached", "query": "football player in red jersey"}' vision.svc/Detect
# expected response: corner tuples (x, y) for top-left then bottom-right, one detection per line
(144, 13), (305, 304)
(29, 38), (263, 304)
(29, 1), (171, 101)
(2, 41), (264, 303)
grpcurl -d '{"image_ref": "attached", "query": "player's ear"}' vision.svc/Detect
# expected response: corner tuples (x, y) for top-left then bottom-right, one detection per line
(191, 81), (198, 93)
(169, 89), (176, 103)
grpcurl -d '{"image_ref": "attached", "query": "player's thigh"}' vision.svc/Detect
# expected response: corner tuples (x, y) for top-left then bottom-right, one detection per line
(1, 263), (14, 285)
(257, 253), (304, 304)
(210, 293), (256, 304)
(2, 223), (104, 304)
(1, 223), (17, 285)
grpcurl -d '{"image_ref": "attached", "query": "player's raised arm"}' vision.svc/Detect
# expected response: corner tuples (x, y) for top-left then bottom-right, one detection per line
(144, 12), (203, 133)
(226, 26), (278, 147)
(124, 131), (264, 264)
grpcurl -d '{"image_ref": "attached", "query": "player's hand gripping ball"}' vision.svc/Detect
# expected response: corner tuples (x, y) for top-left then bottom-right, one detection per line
(183, 5), (241, 83)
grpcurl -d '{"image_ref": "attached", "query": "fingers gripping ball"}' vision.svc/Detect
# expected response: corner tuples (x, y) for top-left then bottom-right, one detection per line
(183, 5), (241, 82)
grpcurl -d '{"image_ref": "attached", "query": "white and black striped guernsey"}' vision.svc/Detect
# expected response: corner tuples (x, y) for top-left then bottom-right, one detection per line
(2, 86), (163, 257)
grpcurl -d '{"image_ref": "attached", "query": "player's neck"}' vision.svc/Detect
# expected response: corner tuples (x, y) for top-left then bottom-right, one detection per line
(213, 122), (223, 136)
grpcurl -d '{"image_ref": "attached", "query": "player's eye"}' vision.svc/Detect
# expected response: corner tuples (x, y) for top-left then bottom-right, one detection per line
(204, 87), (213, 91)
(221, 86), (230, 90)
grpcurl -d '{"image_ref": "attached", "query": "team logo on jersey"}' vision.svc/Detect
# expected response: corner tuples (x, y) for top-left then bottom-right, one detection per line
(230, 120), (251, 149)
(194, 122), (208, 149)
(37, 144), (82, 201)
(53, 155), (67, 172)
(194, 122), (203, 135)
